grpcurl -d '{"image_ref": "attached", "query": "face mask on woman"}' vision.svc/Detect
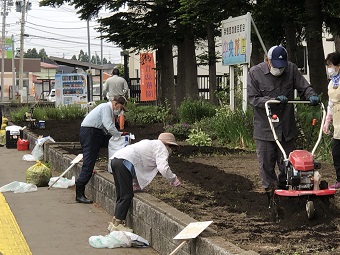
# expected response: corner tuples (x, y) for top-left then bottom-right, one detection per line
(270, 67), (285, 76)
(327, 67), (339, 77)
(113, 109), (121, 115)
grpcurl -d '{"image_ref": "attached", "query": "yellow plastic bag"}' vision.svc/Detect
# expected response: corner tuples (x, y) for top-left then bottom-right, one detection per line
(26, 161), (52, 187)
(0, 130), (5, 146)
(2, 117), (8, 125)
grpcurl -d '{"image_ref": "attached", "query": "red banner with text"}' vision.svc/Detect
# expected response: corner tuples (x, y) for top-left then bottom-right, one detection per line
(140, 53), (156, 101)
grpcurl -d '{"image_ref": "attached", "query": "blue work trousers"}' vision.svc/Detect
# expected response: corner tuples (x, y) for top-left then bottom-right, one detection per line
(76, 127), (106, 185)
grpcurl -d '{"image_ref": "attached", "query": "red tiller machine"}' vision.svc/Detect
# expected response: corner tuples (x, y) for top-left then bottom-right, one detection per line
(265, 100), (336, 220)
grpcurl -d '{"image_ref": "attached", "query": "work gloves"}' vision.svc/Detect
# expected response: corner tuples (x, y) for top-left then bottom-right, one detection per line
(170, 176), (181, 187)
(309, 95), (320, 106)
(276, 95), (288, 104)
(276, 95), (319, 106)
(323, 112), (333, 135)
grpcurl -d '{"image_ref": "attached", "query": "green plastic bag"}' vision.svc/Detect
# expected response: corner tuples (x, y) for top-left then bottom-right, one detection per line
(26, 161), (52, 187)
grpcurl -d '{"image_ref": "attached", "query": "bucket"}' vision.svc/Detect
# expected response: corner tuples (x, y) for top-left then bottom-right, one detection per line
(17, 138), (29, 151)
(38, 120), (45, 129)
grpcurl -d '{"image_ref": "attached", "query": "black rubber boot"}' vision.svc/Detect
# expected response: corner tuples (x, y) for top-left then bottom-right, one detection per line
(265, 191), (273, 208)
(76, 184), (93, 204)
(265, 185), (275, 209)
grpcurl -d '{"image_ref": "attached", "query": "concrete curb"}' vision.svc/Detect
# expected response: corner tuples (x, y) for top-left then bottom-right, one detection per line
(23, 130), (258, 255)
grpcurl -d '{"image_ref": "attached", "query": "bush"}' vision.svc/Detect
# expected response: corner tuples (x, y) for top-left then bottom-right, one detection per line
(31, 107), (46, 121)
(178, 98), (216, 124)
(295, 102), (332, 163)
(165, 123), (191, 140)
(192, 106), (255, 150)
(10, 107), (27, 122)
(45, 107), (63, 120)
(10, 105), (87, 122)
(186, 128), (212, 147)
(59, 105), (87, 119)
(125, 100), (171, 126)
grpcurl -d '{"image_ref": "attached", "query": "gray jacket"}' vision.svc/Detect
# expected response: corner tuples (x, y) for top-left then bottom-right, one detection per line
(102, 75), (129, 100)
(247, 61), (317, 141)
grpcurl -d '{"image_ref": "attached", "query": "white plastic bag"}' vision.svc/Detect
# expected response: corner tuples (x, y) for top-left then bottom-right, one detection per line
(48, 176), (75, 188)
(0, 181), (37, 193)
(36, 136), (55, 145)
(22, 154), (36, 161)
(31, 144), (43, 160)
(31, 136), (56, 161)
(107, 136), (128, 173)
(125, 232), (150, 247)
(89, 231), (132, 249)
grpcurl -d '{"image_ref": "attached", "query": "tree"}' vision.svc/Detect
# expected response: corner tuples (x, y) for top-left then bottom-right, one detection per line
(304, 0), (328, 97)
(39, 48), (48, 59)
(91, 54), (101, 64)
(323, 0), (340, 54)
(77, 49), (89, 62)
(251, 0), (340, 98)
(96, 1), (181, 110)
(176, 26), (199, 103)
(24, 48), (50, 59)
(177, 0), (251, 104)
(335, 36), (340, 53)
(40, 0), (340, 106)
(40, 0), (193, 111)
(24, 48), (39, 58)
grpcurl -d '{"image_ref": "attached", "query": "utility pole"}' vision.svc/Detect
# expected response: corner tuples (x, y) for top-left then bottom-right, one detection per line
(1, 0), (12, 102)
(100, 31), (103, 100)
(87, 18), (92, 102)
(11, 34), (15, 100)
(1, 0), (13, 102)
(1, 0), (8, 103)
(19, 0), (26, 103)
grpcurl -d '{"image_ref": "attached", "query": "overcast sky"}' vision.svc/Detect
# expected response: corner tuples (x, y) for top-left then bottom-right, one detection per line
(3, 0), (123, 64)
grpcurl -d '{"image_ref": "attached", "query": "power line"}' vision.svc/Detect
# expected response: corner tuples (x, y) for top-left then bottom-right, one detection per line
(27, 13), (87, 23)
(26, 20), (97, 30)
(8, 25), (102, 41)
(4, 1), (122, 63)
(24, 24), (94, 39)
(27, 34), (120, 48)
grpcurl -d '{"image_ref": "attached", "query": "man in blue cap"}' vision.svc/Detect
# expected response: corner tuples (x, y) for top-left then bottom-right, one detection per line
(247, 45), (320, 208)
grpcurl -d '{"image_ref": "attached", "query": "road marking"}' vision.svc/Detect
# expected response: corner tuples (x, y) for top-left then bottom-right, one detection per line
(0, 193), (32, 255)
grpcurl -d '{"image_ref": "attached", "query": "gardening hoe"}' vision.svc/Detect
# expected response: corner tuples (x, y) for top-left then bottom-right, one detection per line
(48, 154), (83, 190)
(169, 221), (213, 255)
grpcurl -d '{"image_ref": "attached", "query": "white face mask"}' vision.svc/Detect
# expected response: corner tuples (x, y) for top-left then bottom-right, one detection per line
(113, 109), (121, 115)
(270, 66), (285, 76)
(327, 67), (339, 77)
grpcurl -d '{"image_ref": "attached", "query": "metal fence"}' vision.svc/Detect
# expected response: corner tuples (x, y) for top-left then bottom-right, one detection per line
(129, 75), (228, 103)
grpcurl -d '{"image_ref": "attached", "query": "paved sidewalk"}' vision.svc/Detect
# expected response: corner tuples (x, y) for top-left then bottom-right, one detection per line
(0, 146), (159, 255)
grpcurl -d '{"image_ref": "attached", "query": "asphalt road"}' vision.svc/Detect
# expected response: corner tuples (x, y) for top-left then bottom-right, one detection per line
(0, 145), (159, 255)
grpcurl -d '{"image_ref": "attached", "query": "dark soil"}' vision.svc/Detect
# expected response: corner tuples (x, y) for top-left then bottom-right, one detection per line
(18, 119), (340, 254)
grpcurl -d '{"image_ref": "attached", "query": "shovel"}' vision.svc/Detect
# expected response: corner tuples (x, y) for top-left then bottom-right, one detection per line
(48, 154), (83, 190)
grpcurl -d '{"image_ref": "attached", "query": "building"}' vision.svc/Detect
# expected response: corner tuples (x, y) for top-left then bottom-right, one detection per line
(0, 58), (40, 103)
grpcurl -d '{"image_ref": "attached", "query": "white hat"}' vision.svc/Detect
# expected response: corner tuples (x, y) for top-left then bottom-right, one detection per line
(158, 133), (178, 146)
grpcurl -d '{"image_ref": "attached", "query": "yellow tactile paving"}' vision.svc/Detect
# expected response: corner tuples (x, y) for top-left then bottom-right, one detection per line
(0, 193), (32, 255)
